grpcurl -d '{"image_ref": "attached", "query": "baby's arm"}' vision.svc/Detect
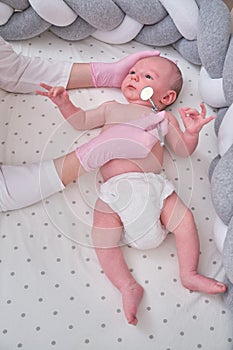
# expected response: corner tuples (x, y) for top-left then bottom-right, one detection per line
(37, 83), (106, 130)
(165, 103), (215, 157)
(37, 83), (80, 120)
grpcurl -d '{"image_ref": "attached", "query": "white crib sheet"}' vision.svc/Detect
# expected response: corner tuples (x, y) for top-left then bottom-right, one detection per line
(0, 31), (232, 350)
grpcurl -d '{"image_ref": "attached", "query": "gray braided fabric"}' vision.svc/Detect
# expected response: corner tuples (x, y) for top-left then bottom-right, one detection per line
(1, 0), (233, 314)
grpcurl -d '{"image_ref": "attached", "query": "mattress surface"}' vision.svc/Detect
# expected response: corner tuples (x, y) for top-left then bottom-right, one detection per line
(0, 32), (232, 350)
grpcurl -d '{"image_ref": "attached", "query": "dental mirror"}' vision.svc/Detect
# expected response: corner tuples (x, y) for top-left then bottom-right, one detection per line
(140, 86), (164, 147)
(140, 86), (158, 111)
(140, 86), (154, 101)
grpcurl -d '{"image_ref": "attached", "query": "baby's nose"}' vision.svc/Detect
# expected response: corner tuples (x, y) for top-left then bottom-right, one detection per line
(131, 74), (139, 81)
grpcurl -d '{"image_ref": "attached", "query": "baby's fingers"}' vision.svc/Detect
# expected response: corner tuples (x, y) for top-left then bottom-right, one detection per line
(199, 102), (207, 117)
(50, 86), (66, 97)
(39, 82), (52, 91)
(36, 90), (48, 96)
(184, 108), (199, 117)
(178, 108), (194, 121)
(202, 115), (215, 125)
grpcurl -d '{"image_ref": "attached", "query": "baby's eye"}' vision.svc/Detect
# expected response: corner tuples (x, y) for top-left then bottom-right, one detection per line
(145, 74), (153, 80)
(129, 70), (136, 75)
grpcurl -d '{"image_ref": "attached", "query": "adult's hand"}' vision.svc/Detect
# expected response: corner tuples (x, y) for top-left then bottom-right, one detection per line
(76, 111), (166, 171)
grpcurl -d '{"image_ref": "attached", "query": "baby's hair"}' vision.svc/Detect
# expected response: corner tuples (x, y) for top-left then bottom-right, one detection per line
(148, 55), (183, 105)
(167, 59), (183, 100)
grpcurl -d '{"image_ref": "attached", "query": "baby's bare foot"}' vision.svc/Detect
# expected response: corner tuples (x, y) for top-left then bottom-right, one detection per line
(181, 273), (227, 294)
(121, 282), (144, 325)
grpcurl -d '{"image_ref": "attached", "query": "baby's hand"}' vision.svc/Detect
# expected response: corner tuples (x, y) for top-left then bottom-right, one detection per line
(178, 103), (215, 135)
(36, 83), (70, 107)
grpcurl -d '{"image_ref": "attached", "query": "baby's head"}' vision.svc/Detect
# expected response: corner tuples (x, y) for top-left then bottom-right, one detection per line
(121, 55), (183, 110)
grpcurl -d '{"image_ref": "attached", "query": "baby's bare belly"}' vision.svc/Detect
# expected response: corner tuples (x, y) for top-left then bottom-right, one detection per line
(100, 145), (163, 182)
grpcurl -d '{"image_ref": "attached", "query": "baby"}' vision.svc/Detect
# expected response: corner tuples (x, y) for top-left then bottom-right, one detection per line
(38, 55), (226, 326)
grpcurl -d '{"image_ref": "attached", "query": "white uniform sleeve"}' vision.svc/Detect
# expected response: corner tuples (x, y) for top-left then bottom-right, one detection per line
(0, 160), (65, 212)
(0, 36), (73, 93)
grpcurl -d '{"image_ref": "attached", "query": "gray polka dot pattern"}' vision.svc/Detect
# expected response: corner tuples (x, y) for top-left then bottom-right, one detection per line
(0, 32), (232, 350)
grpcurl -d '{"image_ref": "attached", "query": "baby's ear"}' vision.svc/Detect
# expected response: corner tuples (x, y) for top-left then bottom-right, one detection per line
(161, 90), (177, 106)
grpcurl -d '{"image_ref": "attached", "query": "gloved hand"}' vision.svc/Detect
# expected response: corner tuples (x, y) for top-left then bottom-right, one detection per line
(91, 50), (160, 88)
(75, 111), (167, 172)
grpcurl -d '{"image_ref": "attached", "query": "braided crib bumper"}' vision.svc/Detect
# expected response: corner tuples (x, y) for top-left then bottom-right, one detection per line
(1, 0), (233, 306)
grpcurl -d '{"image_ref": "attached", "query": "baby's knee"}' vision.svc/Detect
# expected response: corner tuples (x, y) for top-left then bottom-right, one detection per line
(93, 198), (122, 228)
(182, 206), (194, 221)
(163, 202), (195, 233)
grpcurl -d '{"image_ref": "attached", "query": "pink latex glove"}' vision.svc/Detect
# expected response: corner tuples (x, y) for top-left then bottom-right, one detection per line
(76, 111), (167, 172)
(91, 50), (160, 88)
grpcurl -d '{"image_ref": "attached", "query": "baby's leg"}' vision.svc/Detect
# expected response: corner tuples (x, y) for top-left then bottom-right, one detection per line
(92, 198), (143, 325)
(160, 192), (226, 294)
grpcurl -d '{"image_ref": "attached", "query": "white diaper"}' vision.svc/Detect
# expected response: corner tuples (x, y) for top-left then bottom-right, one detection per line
(99, 172), (175, 250)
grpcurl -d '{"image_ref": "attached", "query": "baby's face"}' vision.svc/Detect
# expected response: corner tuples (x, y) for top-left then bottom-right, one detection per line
(121, 56), (175, 106)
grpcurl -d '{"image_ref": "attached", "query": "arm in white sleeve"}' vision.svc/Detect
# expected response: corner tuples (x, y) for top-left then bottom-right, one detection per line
(0, 160), (64, 212)
(0, 36), (72, 93)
